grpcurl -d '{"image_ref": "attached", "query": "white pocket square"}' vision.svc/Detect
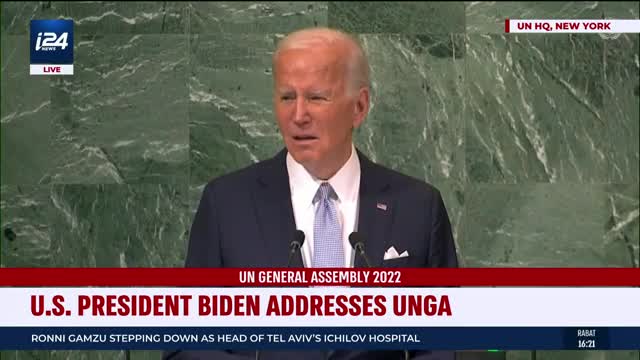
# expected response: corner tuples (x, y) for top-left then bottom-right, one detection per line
(383, 246), (409, 260)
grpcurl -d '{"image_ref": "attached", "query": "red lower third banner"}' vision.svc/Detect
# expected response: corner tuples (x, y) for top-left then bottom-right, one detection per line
(0, 268), (638, 287)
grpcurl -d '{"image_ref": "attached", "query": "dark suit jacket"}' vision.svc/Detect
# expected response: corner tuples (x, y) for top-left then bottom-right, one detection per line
(164, 148), (458, 360)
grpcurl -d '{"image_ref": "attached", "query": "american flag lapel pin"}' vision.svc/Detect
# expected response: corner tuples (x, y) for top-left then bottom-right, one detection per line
(376, 203), (387, 211)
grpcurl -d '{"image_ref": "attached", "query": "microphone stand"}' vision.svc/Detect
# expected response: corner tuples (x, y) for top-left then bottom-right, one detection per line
(286, 242), (302, 267)
(353, 243), (372, 268)
(257, 231), (305, 360)
(350, 233), (410, 360)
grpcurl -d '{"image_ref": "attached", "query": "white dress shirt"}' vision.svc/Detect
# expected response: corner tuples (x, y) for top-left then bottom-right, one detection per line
(286, 145), (361, 268)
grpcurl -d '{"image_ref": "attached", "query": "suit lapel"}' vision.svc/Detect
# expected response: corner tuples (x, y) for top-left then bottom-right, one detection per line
(253, 150), (303, 268)
(355, 151), (394, 268)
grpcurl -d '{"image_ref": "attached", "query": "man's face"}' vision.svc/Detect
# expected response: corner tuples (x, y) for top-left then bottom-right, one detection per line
(273, 45), (367, 178)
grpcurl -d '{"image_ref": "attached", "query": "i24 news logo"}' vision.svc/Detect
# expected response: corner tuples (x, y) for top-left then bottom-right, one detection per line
(30, 19), (74, 75)
(35, 31), (70, 51)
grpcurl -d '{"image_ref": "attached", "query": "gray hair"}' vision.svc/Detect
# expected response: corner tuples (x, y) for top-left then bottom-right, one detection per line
(272, 27), (370, 96)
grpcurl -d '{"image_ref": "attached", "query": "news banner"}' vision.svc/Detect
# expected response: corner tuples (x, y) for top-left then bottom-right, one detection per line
(0, 268), (638, 351)
(14, 12), (640, 353)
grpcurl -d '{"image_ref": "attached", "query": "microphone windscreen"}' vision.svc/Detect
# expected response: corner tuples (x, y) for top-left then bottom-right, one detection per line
(293, 230), (305, 246)
(348, 232), (362, 249)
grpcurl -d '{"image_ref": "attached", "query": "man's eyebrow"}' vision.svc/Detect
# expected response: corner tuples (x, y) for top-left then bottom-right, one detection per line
(308, 89), (330, 95)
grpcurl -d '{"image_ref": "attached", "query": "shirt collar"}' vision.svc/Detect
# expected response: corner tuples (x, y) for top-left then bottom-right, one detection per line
(286, 144), (361, 206)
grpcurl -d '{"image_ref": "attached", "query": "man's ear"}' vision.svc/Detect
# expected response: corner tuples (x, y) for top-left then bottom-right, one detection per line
(353, 86), (370, 129)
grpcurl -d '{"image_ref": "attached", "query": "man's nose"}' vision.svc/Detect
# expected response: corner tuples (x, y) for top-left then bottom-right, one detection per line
(292, 98), (310, 125)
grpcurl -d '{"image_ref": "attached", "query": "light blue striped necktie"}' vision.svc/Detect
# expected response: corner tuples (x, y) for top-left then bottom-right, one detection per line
(312, 182), (344, 268)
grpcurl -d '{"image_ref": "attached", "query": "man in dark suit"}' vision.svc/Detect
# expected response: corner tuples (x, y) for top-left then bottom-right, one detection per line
(165, 27), (458, 360)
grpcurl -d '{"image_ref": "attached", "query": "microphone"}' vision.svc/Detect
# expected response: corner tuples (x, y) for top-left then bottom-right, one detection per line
(348, 232), (372, 268)
(286, 230), (306, 268)
(349, 232), (409, 360)
(257, 230), (306, 360)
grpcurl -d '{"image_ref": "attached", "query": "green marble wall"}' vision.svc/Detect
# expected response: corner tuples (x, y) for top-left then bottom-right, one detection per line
(1, 2), (639, 359)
